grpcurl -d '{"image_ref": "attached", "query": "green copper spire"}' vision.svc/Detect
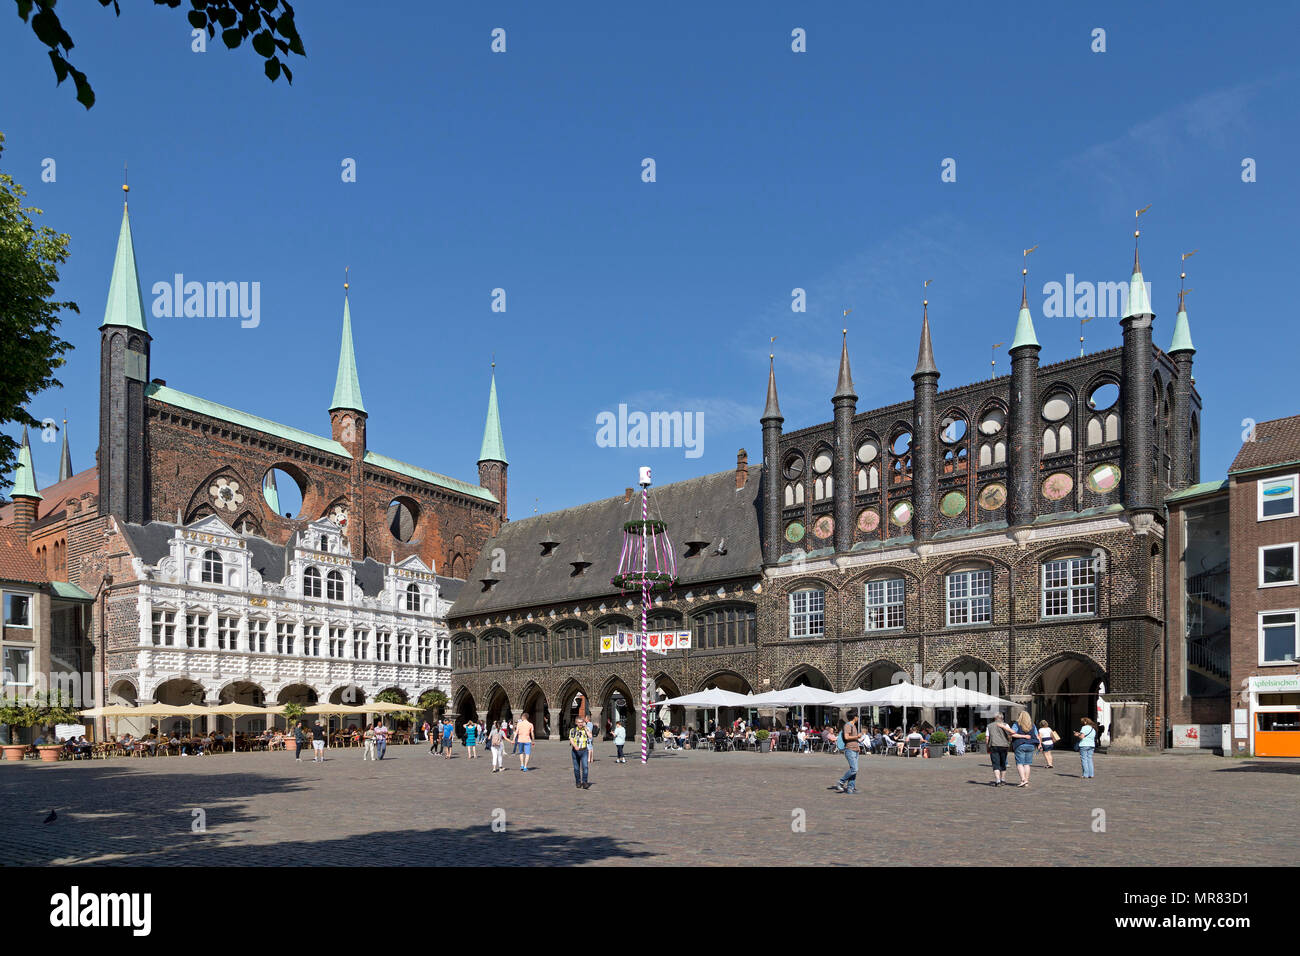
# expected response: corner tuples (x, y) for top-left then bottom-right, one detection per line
(99, 199), (149, 333)
(1169, 298), (1195, 354)
(478, 368), (508, 464)
(329, 293), (366, 413)
(262, 469), (281, 516)
(1010, 278), (1040, 350)
(1124, 236), (1153, 318)
(11, 427), (42, 500)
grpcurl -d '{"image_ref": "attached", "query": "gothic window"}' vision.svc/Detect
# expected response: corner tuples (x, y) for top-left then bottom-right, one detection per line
(517, 627), (549, 666)
(303, 567), (322, 598)
(812, 447), (833, 500)
(857, 465), (879, 491)
(201, 550), (223, 584)
(482, 631), (511, 667)
(692, 604), (756, 649)
(326, 570), (344, 602)
(555, 623), (591, 661)
(890, 431), (912, 484)
(782, 453), (805, 507)
(453, 636), (476, 669)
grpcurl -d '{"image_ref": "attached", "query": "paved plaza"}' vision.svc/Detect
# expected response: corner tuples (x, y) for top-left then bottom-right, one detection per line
(1, 744), (1295, 866)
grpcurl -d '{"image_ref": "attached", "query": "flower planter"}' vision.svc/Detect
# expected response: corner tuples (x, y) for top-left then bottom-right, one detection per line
(37, 745), (64, 763)
(2, 744), (28, 762)
(285, 738), (299, 753)
(758, 738), (772, 753)
(927, 744), (946, 758)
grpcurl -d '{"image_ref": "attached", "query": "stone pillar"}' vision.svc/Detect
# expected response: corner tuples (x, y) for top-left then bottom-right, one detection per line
(1008, 343), (1040, 526)
(1121, 314), (1156, 513)
(1169, 350), (1194, 490)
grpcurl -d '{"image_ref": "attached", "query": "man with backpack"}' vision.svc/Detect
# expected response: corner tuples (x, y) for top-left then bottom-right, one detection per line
(832, 710), (861, 794)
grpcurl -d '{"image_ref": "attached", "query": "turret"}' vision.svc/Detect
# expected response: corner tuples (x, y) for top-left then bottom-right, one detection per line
(1168, 274), (1196, 491)
(911, 304), (940, 540)
(1121, 231), (1156, 514)
(329, 282), (367, 459)
(98, 186), (151, 524)
(761, 355), (784, 565)
(478, 366), (508, 525)
(9, 426), (42, 535)
(1008, 271), (1041, 526)
(832, 332), (857, 553)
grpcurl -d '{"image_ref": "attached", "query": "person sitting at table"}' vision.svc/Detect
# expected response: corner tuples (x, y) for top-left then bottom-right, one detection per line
(950, 727), (967, 755)
(905, 725), (926, 756)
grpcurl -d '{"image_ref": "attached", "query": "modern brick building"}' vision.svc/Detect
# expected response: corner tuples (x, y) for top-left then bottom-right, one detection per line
(450, 238), (1201, 748)
(1, 196), (505, 730)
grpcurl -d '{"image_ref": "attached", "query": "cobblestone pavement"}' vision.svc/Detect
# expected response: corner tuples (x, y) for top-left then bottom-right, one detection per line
(1, 744), (1294, 866)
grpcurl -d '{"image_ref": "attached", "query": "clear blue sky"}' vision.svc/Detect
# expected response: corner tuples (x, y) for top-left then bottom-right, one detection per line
(3, 2), (1296, 516)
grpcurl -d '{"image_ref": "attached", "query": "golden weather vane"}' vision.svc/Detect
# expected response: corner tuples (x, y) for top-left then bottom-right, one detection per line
(344, 265), (349, 291)
(1021, 245), (1037, 293)
(991, 342), (1004, 376)
(1179, 249), (1196, 310)
(1079, 314), (1093, 357)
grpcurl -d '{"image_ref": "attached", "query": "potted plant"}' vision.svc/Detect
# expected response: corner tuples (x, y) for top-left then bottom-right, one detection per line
(927, 730), (949, 758)
(282, 702), (306, 752)
(0, 697), (30, 761)
(972, 731), (986, 753)
(33, 692), (82, 762)
(755, 728), (771, 753)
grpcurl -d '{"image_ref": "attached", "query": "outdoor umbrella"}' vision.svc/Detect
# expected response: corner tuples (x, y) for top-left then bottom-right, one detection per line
(655, 689), (755, 737)
(210, 703), (279, 750)
(747, 685), (842, 736)
(304, 703), (368, 746)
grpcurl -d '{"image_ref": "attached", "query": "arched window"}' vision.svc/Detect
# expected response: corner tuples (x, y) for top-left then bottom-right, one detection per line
(453, 635), (476, 670)
(1042, 555), (1098, 618)
(482, 631), (511, 668)
(517, 627), (548, 665)
(201, 550), (223, 584)
(326, 569), (344, 601)
(405, 583), (421, 612)
(692, 605), (756, 649)
(303, 566), (322, 598)
(554, 623), (591, 661)
(788, 589), (825, 638)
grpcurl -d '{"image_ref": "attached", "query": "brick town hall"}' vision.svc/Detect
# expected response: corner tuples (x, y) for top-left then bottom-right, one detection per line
(0, 194), (510, 730)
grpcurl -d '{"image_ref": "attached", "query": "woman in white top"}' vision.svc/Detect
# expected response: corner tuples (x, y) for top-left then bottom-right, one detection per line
(1037, 719), (1057, 769)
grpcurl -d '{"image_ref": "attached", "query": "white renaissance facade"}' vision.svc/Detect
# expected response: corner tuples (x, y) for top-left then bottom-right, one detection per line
(107, 515), (451, 723)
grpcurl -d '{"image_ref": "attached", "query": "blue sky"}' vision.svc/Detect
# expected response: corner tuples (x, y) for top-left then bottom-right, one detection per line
(2, 2), (1296, 517)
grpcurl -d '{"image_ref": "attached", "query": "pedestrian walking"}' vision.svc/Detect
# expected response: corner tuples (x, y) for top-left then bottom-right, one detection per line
(569, 719), (591, 789)
(441, 718), (454, 758)
(832, 710), (861, 794)
(1037, 719), (1058, 769)
(585, 715), (596, 763)
(311, 720), (327, 762)
(1009, 712), (1039, 788)
(1075, 717), (1098, 778)
(421, 720), (431, 748)
(465, 719), (478, 759)
(613, 721), (626, 762)
(292, 721), (306, 761)
(515, 713), (535, 771)
(362, 723), (377, 761)
(987, 712), (1012, 786)
(430, 718), (441, 755)
(489, 721), (506, 772)
(374, 720), (389, 760)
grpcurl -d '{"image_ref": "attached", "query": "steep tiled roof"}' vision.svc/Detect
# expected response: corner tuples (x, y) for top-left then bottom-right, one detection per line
(0, 467), (98, 528)
(1229, 416), (1300, 474)
(0, 527), (48, 585)
(449, 466), (763, 619)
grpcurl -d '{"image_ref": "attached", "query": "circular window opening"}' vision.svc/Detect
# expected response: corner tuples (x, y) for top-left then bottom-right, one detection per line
(782, 455), (805, 481)
(979, 409), (1006, 435)
(1087, 383), (1120, 411)
(856, 440), (879, 464)
(386, 497), (420, 542)
(940, 417), (968, 444)
(891, 432), (912, 456)
(262, 467), (305, 519)
(812, 450), (833, 474)
(1042, 393), (1073, 422)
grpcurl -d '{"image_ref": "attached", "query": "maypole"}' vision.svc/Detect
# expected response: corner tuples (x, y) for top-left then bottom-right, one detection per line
(610, 466), (678, 765)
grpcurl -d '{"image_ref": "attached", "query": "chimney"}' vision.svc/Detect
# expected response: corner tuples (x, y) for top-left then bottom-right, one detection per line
(736, 449), (748, 489)
(624, 487), (633, 503)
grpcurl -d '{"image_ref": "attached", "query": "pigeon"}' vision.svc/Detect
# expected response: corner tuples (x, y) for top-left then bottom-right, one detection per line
(43, 810), (57, 825)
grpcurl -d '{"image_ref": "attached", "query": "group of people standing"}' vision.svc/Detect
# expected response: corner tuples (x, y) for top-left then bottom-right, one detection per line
(419, 715), (539, 772)
(983, 712), (1099, 786)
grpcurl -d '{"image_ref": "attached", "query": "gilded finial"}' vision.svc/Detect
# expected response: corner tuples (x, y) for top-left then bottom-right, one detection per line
(344, 265), (349, 292)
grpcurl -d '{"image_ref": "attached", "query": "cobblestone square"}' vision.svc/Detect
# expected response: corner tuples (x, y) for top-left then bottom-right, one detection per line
(2, 744), (1295, 866)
